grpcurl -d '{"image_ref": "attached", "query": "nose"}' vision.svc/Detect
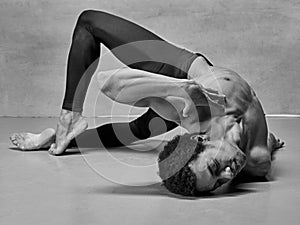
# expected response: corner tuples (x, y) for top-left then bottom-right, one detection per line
(238, 152), (247, 165)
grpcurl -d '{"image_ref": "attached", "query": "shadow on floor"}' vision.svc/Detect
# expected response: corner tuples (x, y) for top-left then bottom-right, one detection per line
(92, 181), (258, 200)
(8, 145), (159, 156)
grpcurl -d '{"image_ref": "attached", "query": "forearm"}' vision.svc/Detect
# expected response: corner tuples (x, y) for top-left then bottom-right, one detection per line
(100, 68), (191, 105)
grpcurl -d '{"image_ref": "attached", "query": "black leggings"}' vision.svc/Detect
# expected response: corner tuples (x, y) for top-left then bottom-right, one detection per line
(64, 10), (211, 148)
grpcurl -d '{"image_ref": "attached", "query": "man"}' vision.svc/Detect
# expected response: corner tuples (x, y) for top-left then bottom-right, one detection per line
(97, 65), (284, 195)
(10, 65), (284, 195)
(9, 10), (284, 195)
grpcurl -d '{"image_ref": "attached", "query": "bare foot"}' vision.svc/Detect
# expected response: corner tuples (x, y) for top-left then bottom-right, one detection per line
(48, 109), (88, 156)
(9, 128), (56, 150)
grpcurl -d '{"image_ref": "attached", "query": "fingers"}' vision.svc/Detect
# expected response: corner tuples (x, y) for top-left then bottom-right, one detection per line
(182, 98), (192, 117)
(269, 133), (285, 150)
(165, 95), (190, 118)
(202, 89), (226, 106)
(186, 82), (226, 108)
(276, 139), (285, 149)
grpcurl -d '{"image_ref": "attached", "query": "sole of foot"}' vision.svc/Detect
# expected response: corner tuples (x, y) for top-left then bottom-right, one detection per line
(10, 128), (56, 151)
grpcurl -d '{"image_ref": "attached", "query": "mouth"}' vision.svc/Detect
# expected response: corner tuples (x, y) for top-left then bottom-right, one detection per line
(220, 166), (235, 179)
(211, 163), (239, 191)
(221, 158), (244, 179)
(209, 155), (246, 192)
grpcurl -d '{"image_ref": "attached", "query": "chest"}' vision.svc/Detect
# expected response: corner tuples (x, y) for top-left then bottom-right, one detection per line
(197, 73), (268, 153)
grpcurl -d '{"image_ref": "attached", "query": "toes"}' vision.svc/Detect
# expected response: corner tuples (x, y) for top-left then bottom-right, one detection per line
(13, 140), (19, 147)
(10, 137), (18, 146)
(10, 133), (17, 141)
(15, 134), (22, 142)
(15, 135), (23, 146)
(9, 134), (18, 144)
(48, 145), (66, 156)
(48, 143), (56, 151)
(9, 134), (22, 148)
(48, 144), (59, 155)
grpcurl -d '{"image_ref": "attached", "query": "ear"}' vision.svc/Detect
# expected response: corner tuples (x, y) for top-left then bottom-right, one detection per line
(187, 157), (199, 175)
(190, 134), (209, 142)
(268, 132), (285, 160)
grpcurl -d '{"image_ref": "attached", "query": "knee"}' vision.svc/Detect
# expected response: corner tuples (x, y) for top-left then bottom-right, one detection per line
(72, 25), (91, 43)
(73, 11), (98, 42)
(78, 10), (102, 25)
(249, 147), (271, 164)
(245, 147), (272, 176)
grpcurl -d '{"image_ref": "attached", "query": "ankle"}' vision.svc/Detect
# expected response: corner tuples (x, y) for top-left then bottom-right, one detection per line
(60, 109), (82, 118)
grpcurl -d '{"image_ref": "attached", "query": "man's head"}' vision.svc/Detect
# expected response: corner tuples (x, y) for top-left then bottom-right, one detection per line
(158, 133), (246, 196)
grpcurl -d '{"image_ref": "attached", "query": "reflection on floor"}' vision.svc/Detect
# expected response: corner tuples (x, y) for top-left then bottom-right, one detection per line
(0, 117), (299, 225)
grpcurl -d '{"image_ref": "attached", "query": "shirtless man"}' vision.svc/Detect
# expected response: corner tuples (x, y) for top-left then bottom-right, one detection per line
(9, 10), (283, 195)
(97, 65), (284, 194)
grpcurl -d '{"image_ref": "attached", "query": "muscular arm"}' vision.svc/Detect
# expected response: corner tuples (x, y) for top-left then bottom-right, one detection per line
(99, 67), (225, 116)
(100, 68), (191, 105)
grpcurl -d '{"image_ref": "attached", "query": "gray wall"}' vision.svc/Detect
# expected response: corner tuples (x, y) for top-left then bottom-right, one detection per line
(1, 0), (299, 117)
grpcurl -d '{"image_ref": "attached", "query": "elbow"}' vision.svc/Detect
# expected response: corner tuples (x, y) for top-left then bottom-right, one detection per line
(101, 81), (119, 100)
(100, 81), (113, 98)
(98, 72), (119, 99)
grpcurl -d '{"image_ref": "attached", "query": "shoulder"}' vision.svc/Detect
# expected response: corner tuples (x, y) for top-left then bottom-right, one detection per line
(242, 95), (268, 149)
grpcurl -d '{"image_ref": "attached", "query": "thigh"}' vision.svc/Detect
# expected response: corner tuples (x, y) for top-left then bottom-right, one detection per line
(85, 11), (185, 136)
(85, 10), (193, 77)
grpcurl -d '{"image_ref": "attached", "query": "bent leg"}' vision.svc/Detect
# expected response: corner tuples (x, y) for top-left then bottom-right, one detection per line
(69, 109), (178, 148)
(63, 10), (195, 111)
(53, 10), (196, 155)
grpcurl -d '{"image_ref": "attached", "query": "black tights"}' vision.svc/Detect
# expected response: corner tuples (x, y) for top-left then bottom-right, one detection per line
(63, 10), (210, 148)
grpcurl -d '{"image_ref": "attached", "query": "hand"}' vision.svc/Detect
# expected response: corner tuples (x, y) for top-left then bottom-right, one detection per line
(178, 80), (226, 117)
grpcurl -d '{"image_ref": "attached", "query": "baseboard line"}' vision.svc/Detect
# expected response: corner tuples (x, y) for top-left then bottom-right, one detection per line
(265, 114), (300, 118)
(0, 114), (300, 118)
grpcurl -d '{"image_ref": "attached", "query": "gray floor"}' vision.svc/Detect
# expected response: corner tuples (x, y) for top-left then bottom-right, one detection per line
(0, 117), (299, 225)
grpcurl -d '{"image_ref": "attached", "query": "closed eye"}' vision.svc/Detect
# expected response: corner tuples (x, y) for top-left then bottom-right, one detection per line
(207, 163), (214, 176)
(208, 159), (220, 176)
(213, 159), (221, 173)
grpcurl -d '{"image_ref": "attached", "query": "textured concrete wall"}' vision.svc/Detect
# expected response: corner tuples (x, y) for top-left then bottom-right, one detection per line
(1, 0), (299, 116)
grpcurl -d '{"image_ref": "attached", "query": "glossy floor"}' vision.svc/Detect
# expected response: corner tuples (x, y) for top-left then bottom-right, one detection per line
(0, 117), (299, 225)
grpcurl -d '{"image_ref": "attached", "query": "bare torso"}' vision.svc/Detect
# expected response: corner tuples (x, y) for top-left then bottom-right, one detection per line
(99, 58), (276, 176)
(191, 65), (271, 175)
